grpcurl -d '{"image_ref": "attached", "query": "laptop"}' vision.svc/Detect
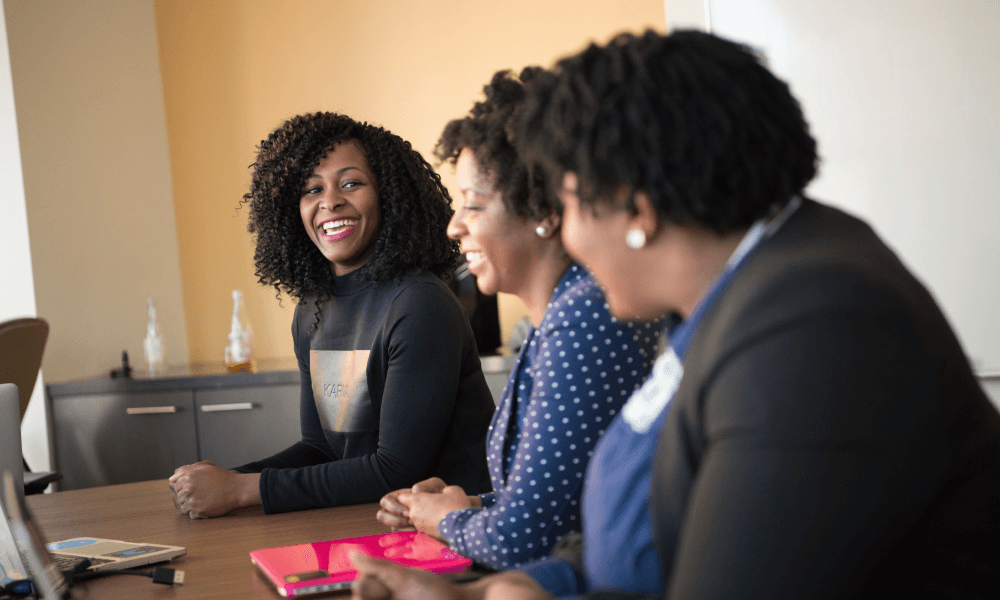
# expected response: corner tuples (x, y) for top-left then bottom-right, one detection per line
(1, 470), (186, 569)
(251, 531), (472, 597)
(2, 471), (71, 599)
(0, 384), (32, 589)
(0, 384), (24, 510)
(0, 382), (185, 572)
(0, 395), (185, 599)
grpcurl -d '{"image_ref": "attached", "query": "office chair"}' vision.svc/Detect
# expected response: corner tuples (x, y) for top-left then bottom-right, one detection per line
(0, 317), (60, 494)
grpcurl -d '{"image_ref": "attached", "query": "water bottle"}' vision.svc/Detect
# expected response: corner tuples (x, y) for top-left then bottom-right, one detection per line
(143, 297), (167, 376)
(225, 290), (254, 372)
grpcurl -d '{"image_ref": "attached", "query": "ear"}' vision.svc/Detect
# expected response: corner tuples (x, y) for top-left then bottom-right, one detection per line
(626, 191), (659, 242)
(536, 211), (562, 237)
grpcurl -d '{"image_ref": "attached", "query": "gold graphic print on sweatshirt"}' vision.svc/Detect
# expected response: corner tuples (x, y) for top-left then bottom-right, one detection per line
(310, 350), (373, 432)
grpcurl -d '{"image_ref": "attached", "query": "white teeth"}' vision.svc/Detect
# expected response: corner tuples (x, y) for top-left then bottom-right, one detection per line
(466, 252), (484, 267)
(322, 219), (357, 233)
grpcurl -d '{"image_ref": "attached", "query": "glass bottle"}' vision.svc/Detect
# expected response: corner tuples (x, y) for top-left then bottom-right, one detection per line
(225, 289), (254, 372)
(142, 297), (167, 377)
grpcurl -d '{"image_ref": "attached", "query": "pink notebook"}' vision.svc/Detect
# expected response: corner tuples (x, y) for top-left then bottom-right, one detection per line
(250, 531), (472, 597)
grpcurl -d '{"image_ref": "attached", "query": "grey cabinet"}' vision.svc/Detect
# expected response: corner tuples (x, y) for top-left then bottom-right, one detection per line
(195, 384), (300, 469)
(51, 390), (199, 490)
(48, 360), (302, 490)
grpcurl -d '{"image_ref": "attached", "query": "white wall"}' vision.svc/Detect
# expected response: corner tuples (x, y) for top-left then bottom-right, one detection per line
(3, 0), (189, 385)
(0, 2), (48, 471)
(666, 0), (1000, 377)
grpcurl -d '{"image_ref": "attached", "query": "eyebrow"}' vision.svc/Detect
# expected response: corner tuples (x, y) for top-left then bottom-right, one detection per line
(304, 166), (363, 180)
(461, 185), (494, 196)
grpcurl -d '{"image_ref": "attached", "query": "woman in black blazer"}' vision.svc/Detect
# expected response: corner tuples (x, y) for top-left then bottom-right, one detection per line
(350, 29), (1000, 600)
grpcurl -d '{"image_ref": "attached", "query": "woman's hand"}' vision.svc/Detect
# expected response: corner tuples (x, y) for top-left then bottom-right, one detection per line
(351, 552), (468, 600)
(168, 461), (261, 519)
(480, 572), (554, 600)
(378, 477), (449, 530)
(350, 553), (552, 600)
(396, 485), (476, 541)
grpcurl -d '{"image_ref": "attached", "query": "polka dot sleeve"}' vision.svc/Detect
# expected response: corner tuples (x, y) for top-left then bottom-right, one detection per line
(438, 265), (658, 569)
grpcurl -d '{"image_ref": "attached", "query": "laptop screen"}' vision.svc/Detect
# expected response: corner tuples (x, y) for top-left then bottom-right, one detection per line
(0, 384), (23, 510)
(0, 482), (28, 586)
(3, 471), (70, 599)
(0, 384), (29, 587)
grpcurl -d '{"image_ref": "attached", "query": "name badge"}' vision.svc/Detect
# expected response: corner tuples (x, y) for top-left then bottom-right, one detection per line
(622, 348), (682, 434)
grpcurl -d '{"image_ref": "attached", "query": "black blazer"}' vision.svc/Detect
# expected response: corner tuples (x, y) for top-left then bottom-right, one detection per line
(648, 200), (1000, 599)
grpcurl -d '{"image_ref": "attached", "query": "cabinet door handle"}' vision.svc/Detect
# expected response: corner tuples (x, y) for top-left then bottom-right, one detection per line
(200, 403), (254, 412)
(126, 406), (178, 415)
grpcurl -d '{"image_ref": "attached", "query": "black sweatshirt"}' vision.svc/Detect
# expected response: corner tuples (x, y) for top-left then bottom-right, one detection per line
(235, 268), (494, 514)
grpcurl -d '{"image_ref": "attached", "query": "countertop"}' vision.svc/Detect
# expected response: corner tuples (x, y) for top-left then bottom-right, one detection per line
(47, 354), (518, 397)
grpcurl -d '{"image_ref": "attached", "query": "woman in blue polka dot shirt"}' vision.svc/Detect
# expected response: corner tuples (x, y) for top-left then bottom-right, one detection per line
(376, 68), (659, 570)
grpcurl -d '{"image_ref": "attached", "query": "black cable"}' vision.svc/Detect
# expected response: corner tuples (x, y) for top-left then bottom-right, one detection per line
(67, 568), (155, 583)
(0, 559), (184, 598)
(65, 560), (184, 586)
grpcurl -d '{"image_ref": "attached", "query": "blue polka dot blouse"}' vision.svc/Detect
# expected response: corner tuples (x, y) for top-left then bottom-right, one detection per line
(438, 264), (660, 569)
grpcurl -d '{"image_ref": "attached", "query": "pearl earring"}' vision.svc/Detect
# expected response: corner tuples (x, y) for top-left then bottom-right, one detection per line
(535, 226), (548, 237)
(625, 229), (646, 249)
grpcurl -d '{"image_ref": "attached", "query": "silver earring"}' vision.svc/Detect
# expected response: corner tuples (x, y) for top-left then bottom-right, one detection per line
(536, 226), (548, 237)
(625, 229), (646, 249)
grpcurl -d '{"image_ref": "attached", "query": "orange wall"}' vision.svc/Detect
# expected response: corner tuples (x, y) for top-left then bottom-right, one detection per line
(155, 0), (666, 363)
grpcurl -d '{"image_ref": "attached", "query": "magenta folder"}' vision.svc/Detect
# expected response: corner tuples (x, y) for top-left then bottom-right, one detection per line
(250, 531), (472, 597)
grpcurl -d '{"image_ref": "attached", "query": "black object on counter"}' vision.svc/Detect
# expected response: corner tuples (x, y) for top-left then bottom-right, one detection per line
(110, 350), (133, 379)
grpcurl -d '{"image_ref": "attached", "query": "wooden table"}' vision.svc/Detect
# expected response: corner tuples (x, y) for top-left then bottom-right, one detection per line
(26, 480), (390, 598)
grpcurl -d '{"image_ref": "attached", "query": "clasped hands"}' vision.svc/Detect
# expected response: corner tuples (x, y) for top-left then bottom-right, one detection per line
(362, 478), (548, 599)
(168, 460), (261, 519)
(376, 477), (481, 541)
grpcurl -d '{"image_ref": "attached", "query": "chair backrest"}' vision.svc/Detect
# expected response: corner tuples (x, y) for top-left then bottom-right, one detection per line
(0, 318), (49, 422)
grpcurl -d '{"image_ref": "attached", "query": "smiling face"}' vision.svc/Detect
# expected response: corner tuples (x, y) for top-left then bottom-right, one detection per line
(299, 141), (380, 276)
(447, 149), (543, 297)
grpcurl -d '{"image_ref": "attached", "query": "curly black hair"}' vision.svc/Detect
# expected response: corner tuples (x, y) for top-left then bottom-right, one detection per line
(434, 67), (558, 221)
(516, 29), (819, 234)
(245, 112), (458, 303)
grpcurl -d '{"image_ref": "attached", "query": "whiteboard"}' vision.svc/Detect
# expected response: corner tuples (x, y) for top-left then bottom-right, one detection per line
(666, 0), (1000, 373)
